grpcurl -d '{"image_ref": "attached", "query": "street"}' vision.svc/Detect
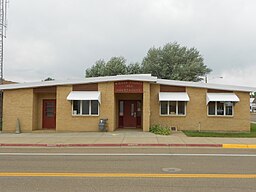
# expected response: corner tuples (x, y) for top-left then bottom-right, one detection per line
(0, 148), (256, 192)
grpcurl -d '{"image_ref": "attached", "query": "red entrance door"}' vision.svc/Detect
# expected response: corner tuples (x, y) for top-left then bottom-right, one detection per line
(42, 99), (56, 129)
(119, 100), (142, 128)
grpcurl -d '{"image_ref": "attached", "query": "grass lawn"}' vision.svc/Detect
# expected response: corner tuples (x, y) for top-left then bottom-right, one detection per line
(182, 123), (256, 138)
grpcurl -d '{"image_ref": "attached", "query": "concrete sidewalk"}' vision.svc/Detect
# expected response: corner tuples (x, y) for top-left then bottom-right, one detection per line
(0, 130), (256, 148)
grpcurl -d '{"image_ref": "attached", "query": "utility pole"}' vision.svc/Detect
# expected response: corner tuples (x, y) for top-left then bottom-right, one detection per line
(0, 0), (8, 131)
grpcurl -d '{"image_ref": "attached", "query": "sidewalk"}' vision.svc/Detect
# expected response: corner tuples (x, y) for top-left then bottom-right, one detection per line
(1, 130), (256, 148)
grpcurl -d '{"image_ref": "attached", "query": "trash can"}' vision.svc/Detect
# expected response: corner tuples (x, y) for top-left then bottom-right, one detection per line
(99, 118), (108, 132)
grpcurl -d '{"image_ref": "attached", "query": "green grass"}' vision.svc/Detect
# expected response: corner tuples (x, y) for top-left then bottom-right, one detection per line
(183, 123), (256, 138)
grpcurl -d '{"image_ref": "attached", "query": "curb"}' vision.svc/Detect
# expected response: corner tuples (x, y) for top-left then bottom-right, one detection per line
(0, 143), (222, 148)
(222, 144), (256, 149)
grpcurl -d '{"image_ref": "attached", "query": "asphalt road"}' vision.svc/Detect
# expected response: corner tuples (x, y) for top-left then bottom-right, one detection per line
(0, 148), (256, 192)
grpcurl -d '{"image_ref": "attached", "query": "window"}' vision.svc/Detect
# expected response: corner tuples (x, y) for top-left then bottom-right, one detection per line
(208, 102), (215, 115)
(160, 101), (186, 116)
(72, 100), (99, 116)
(208, 101), (233, 116)
(160, 101), (168, 115)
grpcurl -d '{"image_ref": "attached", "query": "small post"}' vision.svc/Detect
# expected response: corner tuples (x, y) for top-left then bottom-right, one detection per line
(15, 118), (21, 134)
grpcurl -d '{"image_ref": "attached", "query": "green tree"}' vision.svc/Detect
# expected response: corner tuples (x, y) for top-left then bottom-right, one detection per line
(86, 59), (106, 77)
(142, 42), (211, 81)
(105, 57), (127, 76)
(86, 57), (127, 77)
(44, 77), (55, 81)
(127, 62), (143, 74)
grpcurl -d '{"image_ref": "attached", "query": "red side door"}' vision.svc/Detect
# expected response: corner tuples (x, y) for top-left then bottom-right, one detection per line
(42, 99), (56, 129)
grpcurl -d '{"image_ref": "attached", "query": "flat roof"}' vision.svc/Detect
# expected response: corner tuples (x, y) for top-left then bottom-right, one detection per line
(0, 74), (255, 92)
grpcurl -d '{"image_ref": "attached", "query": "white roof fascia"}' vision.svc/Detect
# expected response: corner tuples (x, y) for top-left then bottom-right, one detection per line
(67, 91), (101, 103)
(0, 74), (157, 90)
(157, 79), (256, 92)
(159, 92), (190, 102)
(206, 93), (240, 105)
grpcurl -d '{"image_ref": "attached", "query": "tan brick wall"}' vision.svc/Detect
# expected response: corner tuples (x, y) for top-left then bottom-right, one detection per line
(3, 89), (34, 132)
(56, 85), (99, 132)
(150, 84), (250, 131)
(98, 82), (115, 131)
(2, 82), (250, 133)
(143, 82), (150, 132)
(56, 82), (115, 132)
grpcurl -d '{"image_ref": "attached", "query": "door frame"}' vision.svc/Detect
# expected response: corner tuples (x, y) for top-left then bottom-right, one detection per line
(42, 99), (56, 129)
(118, 100), (142, 128)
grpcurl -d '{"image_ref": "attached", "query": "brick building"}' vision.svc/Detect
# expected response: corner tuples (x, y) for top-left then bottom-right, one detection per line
(0, 74), (255, 132)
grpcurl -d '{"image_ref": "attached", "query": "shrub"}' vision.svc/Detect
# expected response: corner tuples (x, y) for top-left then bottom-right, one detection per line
(149, 124), (171, 135)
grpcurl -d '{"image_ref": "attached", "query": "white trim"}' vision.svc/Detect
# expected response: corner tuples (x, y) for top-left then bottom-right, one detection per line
(67, 91), (101, 104)
(206, 93), (240, 104)
(159, 92), (190, 102)
(1, 74), (255, 92)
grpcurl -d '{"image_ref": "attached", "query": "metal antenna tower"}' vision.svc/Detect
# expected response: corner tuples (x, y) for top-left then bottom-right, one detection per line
(0, 0), (8, 83)
(0, 0), (7, 131)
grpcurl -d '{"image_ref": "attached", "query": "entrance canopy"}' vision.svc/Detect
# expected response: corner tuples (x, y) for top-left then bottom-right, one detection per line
(159, 92), (190, 101)
(67, 91), (101, 103)
(206, 93), (239, 104)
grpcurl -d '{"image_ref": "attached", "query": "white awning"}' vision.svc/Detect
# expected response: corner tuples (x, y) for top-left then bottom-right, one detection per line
(206, 93), (239, 104)
(159, 92), (190, 101)
(67, 91), (101, 103)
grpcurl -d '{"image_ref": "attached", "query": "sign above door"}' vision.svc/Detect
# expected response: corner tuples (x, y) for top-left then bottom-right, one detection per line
(114, 81), (143, 93)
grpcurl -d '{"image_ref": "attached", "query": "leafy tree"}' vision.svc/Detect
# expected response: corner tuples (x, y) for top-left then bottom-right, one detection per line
(44, 77), (55, 81)
(127, 62), (143, 74)
(250, 92), (256, 98)
(86, 59), (106, 77)
(142, 42), (211, 81)
(85, 42), (212, 81)
(105, 57), (127, 76)
(86, 57), (127, 77)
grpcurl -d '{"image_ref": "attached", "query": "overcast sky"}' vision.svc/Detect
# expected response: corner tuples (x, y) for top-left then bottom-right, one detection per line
(4, 0), (256, 86)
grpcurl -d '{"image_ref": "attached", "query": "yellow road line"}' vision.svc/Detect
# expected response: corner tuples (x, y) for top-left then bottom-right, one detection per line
(223, 144), (256, 149)
(0, 173), (256, 179)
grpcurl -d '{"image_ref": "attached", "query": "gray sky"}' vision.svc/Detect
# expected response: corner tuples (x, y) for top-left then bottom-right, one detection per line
(4, 0), (256, 86)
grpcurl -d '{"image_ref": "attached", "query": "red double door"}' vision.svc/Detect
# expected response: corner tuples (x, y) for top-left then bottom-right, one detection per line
(42, 99), (56, 129)
(119, 100), (141, 128)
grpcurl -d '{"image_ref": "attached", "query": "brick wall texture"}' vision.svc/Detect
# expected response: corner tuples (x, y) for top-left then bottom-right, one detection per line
(2, 81), (250, 132)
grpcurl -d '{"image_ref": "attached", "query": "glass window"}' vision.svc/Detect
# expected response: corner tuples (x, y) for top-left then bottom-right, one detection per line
(73, 100), (80, 115)
(82, 100), (89, 115)
(225, 102), (233, 116)
(91, 100), (99, 115)
(119, 101), (124, 116)
(208, 102), (215, 115)
(178, 101), (185, 115)
(217, 102), (224, 115)
(169, 101), (176, 115)
(160, 101), (168, 115)
(73, 100), (99, 116)
(208, 101), (233, 116)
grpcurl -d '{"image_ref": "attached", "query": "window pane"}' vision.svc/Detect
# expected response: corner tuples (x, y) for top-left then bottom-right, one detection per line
(91, 100), (99, 115)
(225, 102), (233, 116)
(208, 102), (215, 115)
(217, 102), (224, 115)
(160, 101), (168, 115)
(178, 101), (185, 115)
(82, 100), (89, 115)
(169, 101), (176, 115)
(119, 101), (124, 116)
(73, 100), (80, 115)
